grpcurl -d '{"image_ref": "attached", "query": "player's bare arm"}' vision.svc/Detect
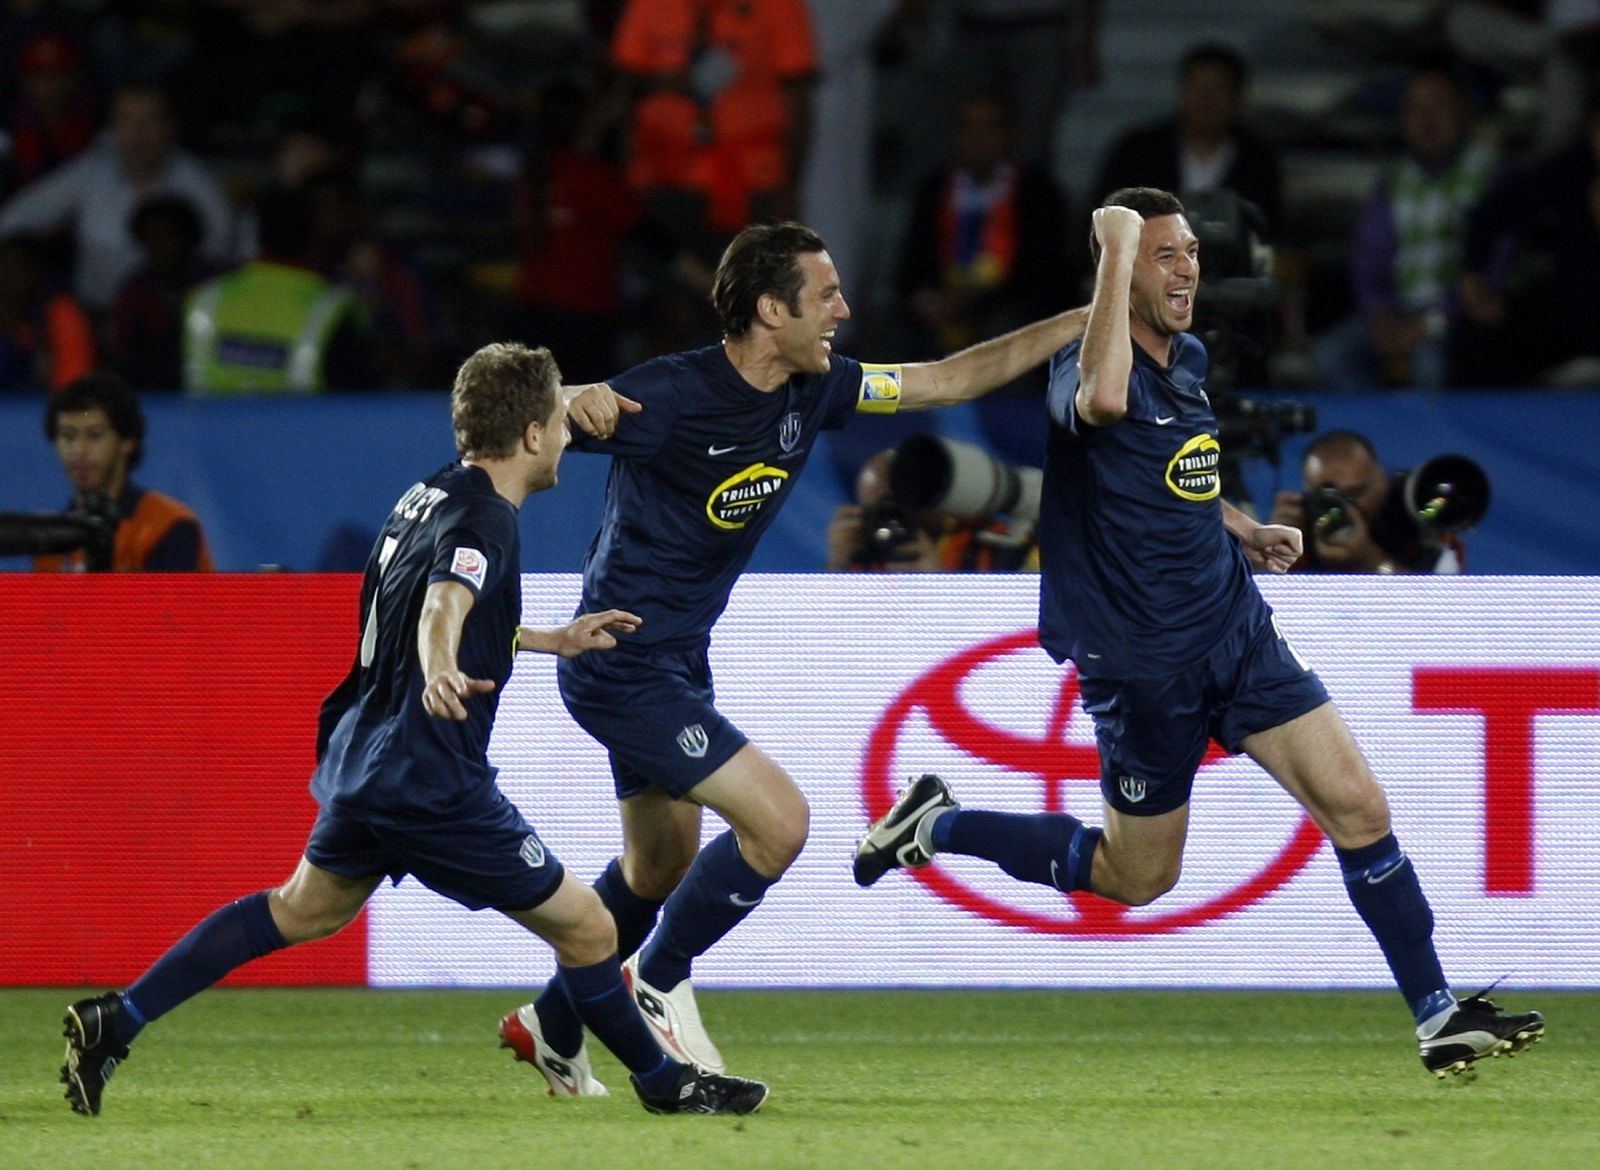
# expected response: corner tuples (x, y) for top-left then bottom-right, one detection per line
(896, 305), (1091, 410)
(1221, 499), (1303, 574)
(564, 384), (644, 440)
(418, 579), (494, 720)
(517, 609), (643, 657)
(1076, 206), (1143, 426)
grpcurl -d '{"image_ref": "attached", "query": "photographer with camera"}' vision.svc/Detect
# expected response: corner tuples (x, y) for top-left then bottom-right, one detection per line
(1268, 429), (1487, 574)
(825, 436), (1041, 572)
(23, 372), (213, 571)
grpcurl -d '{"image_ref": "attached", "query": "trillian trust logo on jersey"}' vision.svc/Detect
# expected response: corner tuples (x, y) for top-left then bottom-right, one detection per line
(704, 463), (790, 530)
(677, 723), (709, 758)
(778, 411), (802, 452)
(1165, 433), (1222, 502)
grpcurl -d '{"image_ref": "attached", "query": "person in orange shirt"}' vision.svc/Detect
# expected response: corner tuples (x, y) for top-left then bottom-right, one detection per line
(612, 0), (817, 234)
(0, 233), (94, 393)
(35, 372), (214, 571)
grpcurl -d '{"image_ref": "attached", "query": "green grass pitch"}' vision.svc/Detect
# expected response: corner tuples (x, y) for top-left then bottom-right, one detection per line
(3, 988), (1594, 1170)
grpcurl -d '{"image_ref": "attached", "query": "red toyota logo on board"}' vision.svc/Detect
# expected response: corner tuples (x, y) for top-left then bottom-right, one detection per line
(861, 630), (1326, 936)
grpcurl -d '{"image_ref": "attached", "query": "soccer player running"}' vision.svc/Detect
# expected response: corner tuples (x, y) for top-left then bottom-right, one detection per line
(502, 222), (1090, 1080)
(60, 343), (768, 1118)
(854, 189), (1545, 1079)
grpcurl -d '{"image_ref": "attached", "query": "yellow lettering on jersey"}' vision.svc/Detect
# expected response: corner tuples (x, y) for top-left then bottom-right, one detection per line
(705, 463), (791, 530)
(857, 363), (902, 414)
(1165, 433), (1222, 501)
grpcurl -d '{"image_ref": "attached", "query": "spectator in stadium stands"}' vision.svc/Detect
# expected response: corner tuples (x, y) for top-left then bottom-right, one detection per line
(301, 168), (437, 390)
(611, 0), (818, 235)
(0, 81), (233, 312)
(35, 372), (213, 572)
(884, 0), (1102, 172)
(512, 78), (644, 384)
(2, 33), (98, 198)
(182, 185), (376, 395)
(825, 447), (1040, 572)
(1454, 101), (1600, 387)
(897, 90), (1078, 373)
(1094, 43), (1283, 235)
(0, 231), (94, 394)
(1312, 63), (1500, 390)
(609, 0), (819, 357)
(1267, 429), (1465, 573)
(57, 343), (766, 1120)
(107, 195), (211, 393)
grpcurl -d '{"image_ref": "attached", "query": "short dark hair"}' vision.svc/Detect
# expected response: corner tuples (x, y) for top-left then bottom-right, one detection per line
(1180, 43), (1248, 90)
(45, 373), (147, 469)
(1305, 428), (1378, 465)
(451, 342), (561, 459)
(710, 221), (829, 338)
(1088, 187), (1187, 265)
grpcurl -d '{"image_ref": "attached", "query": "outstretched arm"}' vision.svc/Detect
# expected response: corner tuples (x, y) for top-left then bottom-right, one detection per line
(1076, 206), (1142, 426)
(418, 581), (495, 720)
(517, 609), (643, 657)
(895, 305), (1090, 410)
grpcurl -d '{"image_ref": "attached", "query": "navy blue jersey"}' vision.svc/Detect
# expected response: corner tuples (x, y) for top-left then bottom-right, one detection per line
(1037, 333), (1258, 675)
(312, 462), (522, 822)
(572, 345), (889, 650)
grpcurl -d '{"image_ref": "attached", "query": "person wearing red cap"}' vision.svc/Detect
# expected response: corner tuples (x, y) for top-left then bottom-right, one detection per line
(3, 35), (98, 194)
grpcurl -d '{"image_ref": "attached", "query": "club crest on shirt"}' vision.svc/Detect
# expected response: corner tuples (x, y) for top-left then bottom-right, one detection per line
(779, 410), (802, 452)
(449, 546), (488, 589)
(704, 463), (790, 530)
(1164, 433), (1221, 502)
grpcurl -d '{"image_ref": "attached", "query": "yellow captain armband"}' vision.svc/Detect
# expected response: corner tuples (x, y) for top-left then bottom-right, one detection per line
(856, 363), (903, 414)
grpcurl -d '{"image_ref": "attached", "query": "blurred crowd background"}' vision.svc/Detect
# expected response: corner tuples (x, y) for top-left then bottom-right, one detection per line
(2, 0), (1598, 573)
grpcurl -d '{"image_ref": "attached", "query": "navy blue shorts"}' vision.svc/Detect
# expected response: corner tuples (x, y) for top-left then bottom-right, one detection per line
(305, 784), (564, 912)
(1077, 611), (1330, 817)
(557, 643), (748, 800)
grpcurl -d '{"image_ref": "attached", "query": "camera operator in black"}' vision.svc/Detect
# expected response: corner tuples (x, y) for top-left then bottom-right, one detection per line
(826, 449), (945, 571)
(1268, 429), (1464, 574)
(825, 447), (1039, 572)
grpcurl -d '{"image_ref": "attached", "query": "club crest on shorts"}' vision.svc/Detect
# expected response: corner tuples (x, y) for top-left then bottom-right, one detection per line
(676, 723), (709, 759)
(1118, 774), (1147, 804)
(778, 410), (802, 452)
(519, 833), (547, 868)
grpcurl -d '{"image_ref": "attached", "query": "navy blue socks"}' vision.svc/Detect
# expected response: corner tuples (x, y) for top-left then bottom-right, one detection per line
(120, 891), (288, 1044)
(931, 809), (1102, 892)
(1335, 833), (1451, 1024)
(557, 957), (680, 1095)
(638, 830), (776, 991)
(533, 858), (665, 1057)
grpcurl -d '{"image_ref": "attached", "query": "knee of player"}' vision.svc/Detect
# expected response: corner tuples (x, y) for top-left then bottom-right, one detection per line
(1322, 787), (1393, 849)
(270, 887), (361, 942)
(1120, 862), (1182, 907)
(550, 900), (620, 967)
(762, 795), (810, 869)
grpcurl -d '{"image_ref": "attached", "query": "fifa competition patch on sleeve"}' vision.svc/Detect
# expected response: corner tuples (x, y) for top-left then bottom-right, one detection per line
(857, 363), (903, 414)
(449, 546), (488, 590)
